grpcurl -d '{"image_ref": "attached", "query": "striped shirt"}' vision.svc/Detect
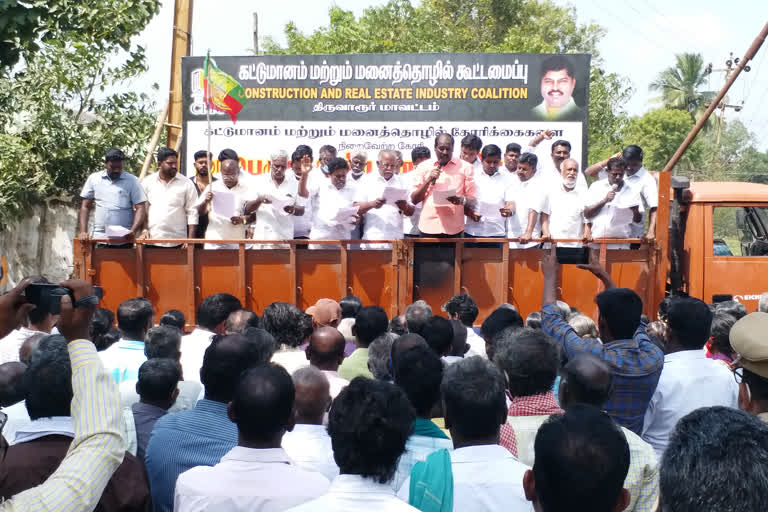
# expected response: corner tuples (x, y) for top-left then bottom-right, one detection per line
(541, 304), (664, 434)
(144, 399), (238, 512)
(621, 426), (659, 512)
(0, 340), (124, 512)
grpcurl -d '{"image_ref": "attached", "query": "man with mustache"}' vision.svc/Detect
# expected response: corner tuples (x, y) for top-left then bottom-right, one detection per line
(546, 158), (590, 247)
(532, 55), (584, 121)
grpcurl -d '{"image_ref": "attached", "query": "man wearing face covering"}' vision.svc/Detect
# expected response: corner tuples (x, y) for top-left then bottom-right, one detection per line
(546, 158), (590, 247)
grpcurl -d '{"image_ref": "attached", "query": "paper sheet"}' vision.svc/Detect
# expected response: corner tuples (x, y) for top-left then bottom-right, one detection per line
(105, 225), (131, 238)
(476, 201), (503, 219)
(383, 186), (409, 203)
(270, 194), (295, 216)
(432, 187), (457, 206)
(334, 205), (360, 222)
(212, 190), (236, 218)
(611, 207), (635, 225)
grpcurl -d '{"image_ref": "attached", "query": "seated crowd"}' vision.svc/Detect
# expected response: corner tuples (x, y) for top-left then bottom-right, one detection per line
(77, 131), (658, 249)
(3, 254), (768, 512)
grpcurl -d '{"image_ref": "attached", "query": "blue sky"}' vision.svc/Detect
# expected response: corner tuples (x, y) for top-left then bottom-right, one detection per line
(136, 0), (768, 152)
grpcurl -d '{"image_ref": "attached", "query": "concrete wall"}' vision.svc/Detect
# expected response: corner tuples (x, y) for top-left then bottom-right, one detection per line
(0, 199), (78, 290)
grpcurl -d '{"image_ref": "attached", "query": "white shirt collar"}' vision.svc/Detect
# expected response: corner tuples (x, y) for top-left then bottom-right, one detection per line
(221, 446), (293, 464)
(329, 474), (398, 495)
(450, 444), (515, 463)
(14, 416), (74, 444)
(664, 349), (708, 362)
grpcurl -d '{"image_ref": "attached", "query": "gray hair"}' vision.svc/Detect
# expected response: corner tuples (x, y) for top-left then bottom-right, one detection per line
(569, 314), (598, 339)
(555, 300), (571, 321)
(405, 300), (433, 335)
(759, 293), (768, 313)
(441, 356), (506, 438)
(377, 150), (396, 162)
(270, 149), (290, 162)
(493, 327), (561, 397)
(350, 150), (368, 161)
(368, 332), (397, 380)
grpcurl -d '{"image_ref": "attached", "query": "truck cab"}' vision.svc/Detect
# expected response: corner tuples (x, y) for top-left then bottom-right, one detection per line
(679, 182), (768, 311)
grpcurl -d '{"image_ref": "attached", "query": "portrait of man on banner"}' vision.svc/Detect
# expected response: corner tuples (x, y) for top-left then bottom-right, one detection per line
(531, 55), (585, 121)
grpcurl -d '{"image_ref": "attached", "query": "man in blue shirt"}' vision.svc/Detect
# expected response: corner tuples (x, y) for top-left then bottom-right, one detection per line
(144, 333), (273, 512)
(539, 247), (664, 434)
(78, 148), (147, 245)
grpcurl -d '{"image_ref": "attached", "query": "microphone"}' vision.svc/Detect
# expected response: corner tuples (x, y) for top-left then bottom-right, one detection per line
(431, 162), (443, 184)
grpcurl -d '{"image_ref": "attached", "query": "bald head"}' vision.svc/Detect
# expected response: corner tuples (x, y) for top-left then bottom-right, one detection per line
(0, 361), (27, 407)
(292, 366), (331, 424)
(307, 326), (346, 370)
(226, 309), (258, 334)
(559, 354), (613, 409)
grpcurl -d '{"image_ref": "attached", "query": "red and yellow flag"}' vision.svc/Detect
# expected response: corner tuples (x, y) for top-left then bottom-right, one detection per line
(202, 55), (248, 123)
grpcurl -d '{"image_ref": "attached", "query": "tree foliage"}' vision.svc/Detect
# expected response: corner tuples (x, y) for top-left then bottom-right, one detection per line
(649, 53), (716, 127)
(620, 108), (702, 173)
(0, 0), (160, 229)
(264, 0), (630, 162)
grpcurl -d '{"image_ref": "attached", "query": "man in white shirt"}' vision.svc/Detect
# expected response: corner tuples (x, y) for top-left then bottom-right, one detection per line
(526, 131), (587, 191)
(348, 150), (368, 241)
(140, 148), (198, 247)
(355, 150), (414, 250)
(504, 152), (551, 248)
(180, 293), (242, 384)
(642, 297), (740, 458)
(99, 298), (154, 384)
(547, 158), (588, 247)
(305, 327), (349, 399)
(291, 146), (315, 239)
(402, 147), (431, 237)
(465, 144), (514, 241)
(300, 158), (359, 247)
(244, 150), (305, 249)
(398, 356), (532, 512)
(175, 364), (330, 511)
(460, 134), (484, 173)
(288, 378), (418, 512)
(503, 143), (522, 176)
(585, 145), (658, 243)
(196, 150), (251, 250)
(281, 367), (339, 481)
(584, 157), (641, 249)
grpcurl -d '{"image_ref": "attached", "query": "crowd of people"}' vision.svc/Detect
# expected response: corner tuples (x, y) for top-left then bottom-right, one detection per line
(2, 253), (768, 512)
(76, 131), (658, 249)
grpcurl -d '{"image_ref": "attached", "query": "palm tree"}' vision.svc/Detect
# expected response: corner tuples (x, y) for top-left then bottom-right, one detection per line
(649, 53), (717, 128)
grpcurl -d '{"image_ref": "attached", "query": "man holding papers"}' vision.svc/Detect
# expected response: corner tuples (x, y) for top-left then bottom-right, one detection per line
(195, 149), (251, 249)
(547, 158), (590, 247)
(464, 144), (514, 244)
(504, 152), (551, 249)
(584, 157), (642, 250)
(300, 157), (359, 248)
(243, 149), (305, 249)
(354, 150), (414, 250)
(410, 133), (476, 236)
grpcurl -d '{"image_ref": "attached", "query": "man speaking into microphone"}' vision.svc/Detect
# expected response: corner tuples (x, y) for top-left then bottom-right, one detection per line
(410, 133), (476, 237)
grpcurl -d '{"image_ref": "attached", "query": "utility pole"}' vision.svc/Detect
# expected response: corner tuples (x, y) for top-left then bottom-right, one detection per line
(707, 52), (750, 145)
(167, 0), (194, 151)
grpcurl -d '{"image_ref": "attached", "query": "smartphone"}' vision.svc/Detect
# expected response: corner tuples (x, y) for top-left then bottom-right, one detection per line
(556, 247), (589, 265)
(25, 283), (103, 314)
(712, 294), (733, 304)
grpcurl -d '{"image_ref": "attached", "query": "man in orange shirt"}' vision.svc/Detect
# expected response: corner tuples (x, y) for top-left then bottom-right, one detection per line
(410, 134), (476, 236)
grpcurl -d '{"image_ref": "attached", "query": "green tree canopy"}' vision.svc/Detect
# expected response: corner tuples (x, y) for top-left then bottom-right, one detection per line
(264, 0), (631, 164)
(620, 108), (703, 173)
(0, 0), (160, 228)
(649, 52), (716, 127)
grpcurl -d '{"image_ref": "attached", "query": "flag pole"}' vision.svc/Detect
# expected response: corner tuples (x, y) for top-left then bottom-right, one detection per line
(205, 49), (212, 177)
